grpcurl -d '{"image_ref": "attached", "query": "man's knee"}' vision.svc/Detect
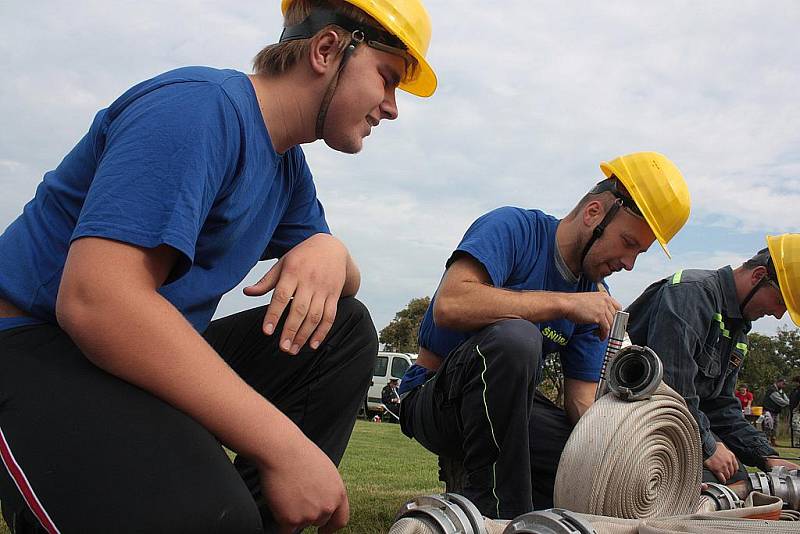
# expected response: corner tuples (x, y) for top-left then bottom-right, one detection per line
(326, 297), (377, 380)
(335, 297), (377, 345)
(479, 319), (543, 374)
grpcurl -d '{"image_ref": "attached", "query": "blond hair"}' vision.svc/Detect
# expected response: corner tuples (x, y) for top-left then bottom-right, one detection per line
(253, 0), (383, 76)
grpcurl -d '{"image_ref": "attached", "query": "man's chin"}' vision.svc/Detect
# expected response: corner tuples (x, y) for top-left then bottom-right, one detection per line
(324, 136), (363, 154)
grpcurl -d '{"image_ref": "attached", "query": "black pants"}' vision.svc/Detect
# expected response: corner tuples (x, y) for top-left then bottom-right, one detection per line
(0, 298), (376, 533)
(401, 319), (557, 519)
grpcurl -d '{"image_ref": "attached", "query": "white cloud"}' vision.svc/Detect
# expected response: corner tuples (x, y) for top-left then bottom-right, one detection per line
(1, 1), (798, 336)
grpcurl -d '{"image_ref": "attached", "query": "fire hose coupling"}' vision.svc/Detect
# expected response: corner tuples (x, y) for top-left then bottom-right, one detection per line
(595, 311), (629, 400)
(606, 345), (663, 401)
(748, 467), (800, 511)
(502, 509), (596, 534)
(393, 493), (487, 534)
(700, 482), (743, 510)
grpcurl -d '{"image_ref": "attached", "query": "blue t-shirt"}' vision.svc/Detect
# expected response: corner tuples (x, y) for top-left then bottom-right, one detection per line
(0, 66), (329, 332)
(405, 207), (606, 392)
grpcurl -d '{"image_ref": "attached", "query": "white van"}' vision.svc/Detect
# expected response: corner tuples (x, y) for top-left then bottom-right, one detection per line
(366, 351), (416, 413)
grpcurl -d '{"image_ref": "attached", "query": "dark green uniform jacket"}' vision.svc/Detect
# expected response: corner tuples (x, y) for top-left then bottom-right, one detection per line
(626, 266), (776, 469)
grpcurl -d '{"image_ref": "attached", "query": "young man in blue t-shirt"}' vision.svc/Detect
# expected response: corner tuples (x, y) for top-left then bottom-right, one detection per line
(399, 152), (691, 519)
(0, 1), (436, 532)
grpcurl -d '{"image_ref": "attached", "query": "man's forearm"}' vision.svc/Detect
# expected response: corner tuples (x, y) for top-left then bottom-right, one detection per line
(564, 378), (597, 425)
(434, 281), (569, 331)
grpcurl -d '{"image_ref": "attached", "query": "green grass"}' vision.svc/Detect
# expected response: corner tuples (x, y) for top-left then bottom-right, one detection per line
(338, 420), (443, 533)
(1, 424), (796, 534)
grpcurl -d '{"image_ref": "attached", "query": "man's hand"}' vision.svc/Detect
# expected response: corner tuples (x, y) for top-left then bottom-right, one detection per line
(562, 292), (621, 340)
(764, 457), (800, 471)
(259, 431), (349, 533)
(703, 442), (739, 482)
(245, 234), (348, 354)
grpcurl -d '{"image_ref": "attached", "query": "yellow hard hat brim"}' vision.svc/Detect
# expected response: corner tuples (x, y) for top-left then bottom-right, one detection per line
(600, 160), (672, 259)
(767, 234), (800, 327)
(399, 53), (437, 97)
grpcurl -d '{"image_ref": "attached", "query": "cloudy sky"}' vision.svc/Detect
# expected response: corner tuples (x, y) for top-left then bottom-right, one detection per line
(1, 1), (798, 337)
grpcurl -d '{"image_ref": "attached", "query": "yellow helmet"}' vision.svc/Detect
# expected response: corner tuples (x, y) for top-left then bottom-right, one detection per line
(600, 152), (691, 258)
(766, 233), (800, 326)
(281, 0), (437, 97)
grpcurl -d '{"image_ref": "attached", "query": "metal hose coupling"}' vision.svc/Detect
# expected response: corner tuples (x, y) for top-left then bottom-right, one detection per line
(605, 344), (663, 401)
(502, 508), (596, 534)
(699, 482), (743, 511)
(748, 466), (800, 511)
(595, 311), (629, 400)
(392, 493), (487, 534)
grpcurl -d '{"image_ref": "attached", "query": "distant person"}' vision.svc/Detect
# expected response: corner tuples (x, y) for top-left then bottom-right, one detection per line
(0, 0), (437, 531)
(763, 377), (791, 445)
(382, 378), (401, 423)
(735, 384), (754, 412)
(400, 152), (691, 518)
(627, 234), (800, 485)
(791, 376), (800, 445)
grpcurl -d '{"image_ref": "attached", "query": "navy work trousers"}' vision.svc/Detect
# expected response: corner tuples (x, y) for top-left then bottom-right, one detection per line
(0, 298), (376, 533)
(401, 319), (574, 519)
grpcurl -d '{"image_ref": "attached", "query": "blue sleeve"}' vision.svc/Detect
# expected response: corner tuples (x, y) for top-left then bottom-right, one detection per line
(263, 147), (330, 259)
(450, 207), (536, 286)
(561, 322), (607, 381)
(72, 82), (240, 281)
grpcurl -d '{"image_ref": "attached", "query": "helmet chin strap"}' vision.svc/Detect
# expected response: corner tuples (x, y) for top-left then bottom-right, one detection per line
(579, 198), (623, 275)
(278, 8), (411, 143)
(739, 274), (769, 317)
(315, 36), (359, 140)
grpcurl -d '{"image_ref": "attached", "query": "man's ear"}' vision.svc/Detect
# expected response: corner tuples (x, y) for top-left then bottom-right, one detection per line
(582, 199), (605, 228)
(749, 265), (769, 287)
(309, 30), (343, 75)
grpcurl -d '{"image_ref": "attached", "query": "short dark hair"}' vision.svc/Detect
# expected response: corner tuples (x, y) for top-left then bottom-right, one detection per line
(743, 247), (771, 270)
(253, 0), (383, 76)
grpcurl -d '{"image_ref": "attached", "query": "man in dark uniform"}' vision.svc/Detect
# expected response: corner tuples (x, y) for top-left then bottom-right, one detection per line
(762, 377), (790, 446)
(626, 237), (800, 485)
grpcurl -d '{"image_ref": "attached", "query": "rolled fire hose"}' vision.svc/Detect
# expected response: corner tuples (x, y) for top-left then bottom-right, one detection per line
(389, 334), (798, 533)
(554, 344), (701, 518)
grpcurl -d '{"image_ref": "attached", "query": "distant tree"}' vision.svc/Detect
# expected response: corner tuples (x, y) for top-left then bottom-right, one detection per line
(741, 332), (787, 399)
(379, 296), (431, 353)
(774, 328), (800, 373)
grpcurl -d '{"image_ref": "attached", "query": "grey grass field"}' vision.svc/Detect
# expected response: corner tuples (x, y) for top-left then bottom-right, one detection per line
(0, 422), (796, 533)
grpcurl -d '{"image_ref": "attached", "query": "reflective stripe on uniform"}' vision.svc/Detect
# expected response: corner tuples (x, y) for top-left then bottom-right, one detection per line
(712, 313), (730, 339)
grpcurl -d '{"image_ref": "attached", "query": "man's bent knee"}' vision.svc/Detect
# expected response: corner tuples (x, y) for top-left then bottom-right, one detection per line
(478, 319), (543, 373)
